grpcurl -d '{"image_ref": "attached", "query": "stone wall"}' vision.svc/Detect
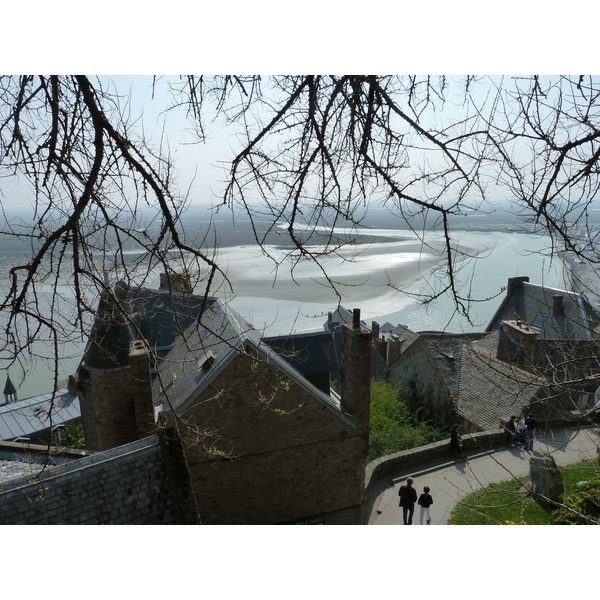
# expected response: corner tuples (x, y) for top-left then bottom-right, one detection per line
(387, 337), (454, 424)
(171, 351), (368, 524)
(0, 430), (198, 525)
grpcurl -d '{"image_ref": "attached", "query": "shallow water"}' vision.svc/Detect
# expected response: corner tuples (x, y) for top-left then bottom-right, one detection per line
(0, 227), (570, 399)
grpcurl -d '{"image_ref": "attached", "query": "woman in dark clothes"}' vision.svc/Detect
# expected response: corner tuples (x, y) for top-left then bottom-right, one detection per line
(450, 423), (466, 460)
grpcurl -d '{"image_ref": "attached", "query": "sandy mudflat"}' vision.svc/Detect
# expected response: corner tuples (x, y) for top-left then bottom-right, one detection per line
(211, 231), (496, 306)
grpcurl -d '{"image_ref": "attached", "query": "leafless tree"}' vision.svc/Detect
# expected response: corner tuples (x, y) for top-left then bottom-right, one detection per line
(2, 76), (600, 466)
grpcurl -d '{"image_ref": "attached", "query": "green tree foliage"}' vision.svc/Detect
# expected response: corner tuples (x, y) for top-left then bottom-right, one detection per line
(551, 473), (600, 525)
(368, 379), (445, 462)
(52, 422), (85, 450)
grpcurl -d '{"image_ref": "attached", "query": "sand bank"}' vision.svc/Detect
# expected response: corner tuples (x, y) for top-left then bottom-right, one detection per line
(210, 230), (504, 335)
(213, 231), (497, 305)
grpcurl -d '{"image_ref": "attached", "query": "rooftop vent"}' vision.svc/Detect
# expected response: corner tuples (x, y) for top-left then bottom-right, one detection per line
(198, 351), (216, 371)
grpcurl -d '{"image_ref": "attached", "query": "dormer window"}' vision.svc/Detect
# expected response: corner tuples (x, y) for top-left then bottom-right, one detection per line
(530, 313), (548, 331)
(197, 351), (216, 371)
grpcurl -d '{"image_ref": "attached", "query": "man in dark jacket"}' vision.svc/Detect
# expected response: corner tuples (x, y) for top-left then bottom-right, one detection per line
(525, 414), (537, 452)
(398, 477), (418, 525)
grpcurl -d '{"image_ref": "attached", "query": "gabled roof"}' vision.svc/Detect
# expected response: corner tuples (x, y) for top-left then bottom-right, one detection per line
(264, 326), (388, 384)
(263, 330), (341, 378)
(153, 299), (353, 425)
(455, 344), (546, 431)
(0, 390), (80, 442)
(487, 278), (600, 340)
(379, 322), (420, 356)
(152, 297), (252, 414)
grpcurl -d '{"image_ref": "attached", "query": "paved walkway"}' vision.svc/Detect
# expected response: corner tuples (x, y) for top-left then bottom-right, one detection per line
(368, 425), (600, 525)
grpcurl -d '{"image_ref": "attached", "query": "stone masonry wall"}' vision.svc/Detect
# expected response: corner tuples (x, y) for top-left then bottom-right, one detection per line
(387, 337), (454, 425)
(173, 351), (368, 524)
(0, 431), (198, 525)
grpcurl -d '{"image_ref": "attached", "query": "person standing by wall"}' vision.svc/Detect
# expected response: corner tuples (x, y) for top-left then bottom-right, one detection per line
(398, 477), (418, 525)
(417, 486), (433, 525)
(450, 423), (466, 460)
(525, 414), (537, 452)
(503, 415), (517, 447)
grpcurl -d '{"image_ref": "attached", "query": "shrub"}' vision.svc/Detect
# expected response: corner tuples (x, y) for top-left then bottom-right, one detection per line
(368, 379), (445, 462)
(551, 473), (600, 525)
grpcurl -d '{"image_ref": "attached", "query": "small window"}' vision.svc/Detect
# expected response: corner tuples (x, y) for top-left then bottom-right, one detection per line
(530, 313), (548, 331)
(197, 351), (216, 371)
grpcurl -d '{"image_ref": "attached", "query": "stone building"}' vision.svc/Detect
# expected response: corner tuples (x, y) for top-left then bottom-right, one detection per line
(68, 280), (372, 524)
(362, 277), (600, 433)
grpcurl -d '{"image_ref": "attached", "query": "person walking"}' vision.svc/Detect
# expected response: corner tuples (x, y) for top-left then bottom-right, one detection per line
(417, 486), (434, 525)
(450, 423), (466, 460)
(525, 414), (537, 451)
(398, 477), (418, 525)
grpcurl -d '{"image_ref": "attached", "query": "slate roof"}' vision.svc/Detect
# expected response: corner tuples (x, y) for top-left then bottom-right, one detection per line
(152, 297), (252, 414)
(0, 390), (80, 442)
(263, 330), (341, 378)
(455, 344), (547, 431)
(487, 279), (600, 340)
(82, 285), (209, 371)
(264, 327), (388, 385)
(153, 299), (352, 424)
(0, 459), (45, 485)
(379, 322), (420, 356)
(3, 375), (17, 397)
(419, 332), (490, 396)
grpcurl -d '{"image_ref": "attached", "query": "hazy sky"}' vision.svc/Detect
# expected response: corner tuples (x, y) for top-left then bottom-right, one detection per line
(3, 74), (600, 220)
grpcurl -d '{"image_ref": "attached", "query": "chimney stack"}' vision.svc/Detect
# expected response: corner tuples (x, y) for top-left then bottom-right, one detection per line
(552, 294), (564, 316)
(371, 321), (380, 340)
(128, 339), (156, 440)
(506, 276), (530, 297)
(497, 320), (538, 370)
(386, 334), (403, 366)
(340, 308), (371, 432)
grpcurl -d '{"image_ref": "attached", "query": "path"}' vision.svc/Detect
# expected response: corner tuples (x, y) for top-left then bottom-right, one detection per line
(368, 425), (599, 525)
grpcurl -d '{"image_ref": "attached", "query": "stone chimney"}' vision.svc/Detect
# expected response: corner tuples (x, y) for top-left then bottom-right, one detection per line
(371, 321), (380, 340)
(552, 294), (564, 316)
(128, 340), (156, 440)
(497, 320), (538, 369)
(340, 308), (371, 432)
(506, 276), (530, 297)
(159, 271), (192, 293)
(386, 334), (403, 366)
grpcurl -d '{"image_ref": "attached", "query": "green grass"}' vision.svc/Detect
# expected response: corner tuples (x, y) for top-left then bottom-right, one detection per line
(448, 459), (599, 525)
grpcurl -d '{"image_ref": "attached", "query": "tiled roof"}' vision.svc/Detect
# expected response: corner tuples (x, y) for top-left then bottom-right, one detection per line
(419, 332), (490, 396)
(152, 298), (251, 413)
(378, 322), (420, 355)
(455, 344), (546, 431)
(153, 299), (350, 423)
(0, 459), (45, 485)
(263, 330), (340, 378)
(264, 328), (388, 384)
